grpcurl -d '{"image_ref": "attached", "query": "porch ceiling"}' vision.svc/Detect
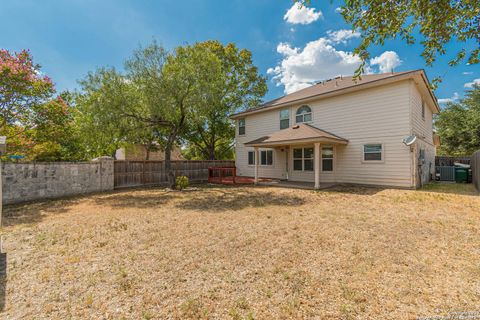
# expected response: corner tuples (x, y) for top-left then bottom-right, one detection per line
(244, 123), (348, 147)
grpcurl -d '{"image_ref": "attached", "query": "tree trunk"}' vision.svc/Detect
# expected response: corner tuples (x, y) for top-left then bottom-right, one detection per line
(164, 138), (176, 189)
(145, 146), (150, 160)
(208, 145), (215, 160)
(208, 133), (216, 160)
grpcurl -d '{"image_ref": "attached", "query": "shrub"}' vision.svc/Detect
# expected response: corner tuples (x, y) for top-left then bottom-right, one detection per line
(175, 176), (189, 190)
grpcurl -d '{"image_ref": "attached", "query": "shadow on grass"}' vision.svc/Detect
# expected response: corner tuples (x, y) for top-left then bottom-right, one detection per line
(93, 190), (176, 208)
(0, 252), (5, 311)
(175, 188), (306, 212)
(420, 182), (478, 196)
(320, 184), (386, 196)
(2, 185), (306, 226)
(3, 198), (81, 227)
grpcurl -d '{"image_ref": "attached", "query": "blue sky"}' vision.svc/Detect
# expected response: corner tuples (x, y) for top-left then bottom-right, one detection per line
(0, 0), (478, 104)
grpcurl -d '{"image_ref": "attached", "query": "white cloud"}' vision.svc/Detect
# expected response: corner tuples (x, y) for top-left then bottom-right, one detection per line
(335, 7), (343, 13)
(326, 29), (361, 44)
(438, 92), (459, 104)
(267, 38), (363, 94)
(370, 51), (402, 73)
(462, 71), (473, 75)
(284, 3), (322, 25)
(268, 35), (403, 94)
(464, 78), (480, 88)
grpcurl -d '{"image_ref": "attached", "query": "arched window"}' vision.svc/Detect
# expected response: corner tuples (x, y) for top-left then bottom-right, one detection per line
(295, 105), (312, 123)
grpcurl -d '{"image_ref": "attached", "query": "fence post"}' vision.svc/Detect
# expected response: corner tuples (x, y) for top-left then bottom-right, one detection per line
(472, 151), (479, 192)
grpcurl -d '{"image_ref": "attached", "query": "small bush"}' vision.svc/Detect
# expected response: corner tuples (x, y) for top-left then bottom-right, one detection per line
(176, 176), (189, 190)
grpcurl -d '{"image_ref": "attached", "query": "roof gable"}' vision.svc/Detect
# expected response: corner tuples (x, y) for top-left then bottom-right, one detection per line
(231, 69), (439, 118)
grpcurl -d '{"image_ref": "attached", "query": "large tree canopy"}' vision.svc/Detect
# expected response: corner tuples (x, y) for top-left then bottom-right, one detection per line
(77, 41), (226, 186)
(299, 0), (479, 83)
(125, 42), (225, 185)
(435, 84), (480, 156)
(183, 41), (267, 160)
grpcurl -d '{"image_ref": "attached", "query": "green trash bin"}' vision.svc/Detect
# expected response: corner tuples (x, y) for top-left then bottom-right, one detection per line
(455, 167), (468, 183)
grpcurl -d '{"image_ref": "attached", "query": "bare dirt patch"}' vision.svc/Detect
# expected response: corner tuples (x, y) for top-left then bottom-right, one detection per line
(1, 184), (479, 319)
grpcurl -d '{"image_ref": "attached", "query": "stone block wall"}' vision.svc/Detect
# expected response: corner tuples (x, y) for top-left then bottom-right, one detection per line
(1, 158), (114, 205)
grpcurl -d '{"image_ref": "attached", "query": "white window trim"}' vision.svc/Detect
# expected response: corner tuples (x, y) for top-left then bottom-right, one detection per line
(238, 118), (246, 136)
(279, 109), (290, 130)
(259, 149), (274, 166)
(293, 147), (314, 171)
(361, 143), (385, 164)
(321, 145), (334, 172)
(295, 105), (313, 124)
(247, 149), (274, 167)
(247, 150), (255, 166)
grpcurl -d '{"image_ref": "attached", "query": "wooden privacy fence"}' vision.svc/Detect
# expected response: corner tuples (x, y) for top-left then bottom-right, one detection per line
(114, 160), (235, 188)
(435, 156), (471, 167)
(472, 151), (480, 192)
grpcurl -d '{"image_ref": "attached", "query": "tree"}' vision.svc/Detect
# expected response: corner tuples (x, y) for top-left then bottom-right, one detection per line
(435, 84), (480, 156)
(28, 94), (84, 161)
(182, 136), (235, 160)
(125, 42), (224, 185)
(298, 1), (479, 83)
(76, 67), (139, 159)
(0, 49), (85, 161)
(183, 41), (267, 160)
(0, 49), (54, 130)
(77, 41), (224, 187)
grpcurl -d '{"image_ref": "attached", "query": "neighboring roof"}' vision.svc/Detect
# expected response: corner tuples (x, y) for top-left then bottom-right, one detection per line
(231, 69), (440, 118)
(244, 123), (348, 147)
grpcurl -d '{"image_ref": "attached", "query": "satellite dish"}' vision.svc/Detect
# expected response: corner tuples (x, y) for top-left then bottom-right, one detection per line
(403, 134), (417, 146)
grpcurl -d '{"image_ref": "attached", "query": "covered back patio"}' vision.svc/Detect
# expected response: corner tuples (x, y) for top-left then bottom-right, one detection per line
(245, 123), (348, 189)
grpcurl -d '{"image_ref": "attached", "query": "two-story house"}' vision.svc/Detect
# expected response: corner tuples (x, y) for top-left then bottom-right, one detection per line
(231, 70), (440, 189)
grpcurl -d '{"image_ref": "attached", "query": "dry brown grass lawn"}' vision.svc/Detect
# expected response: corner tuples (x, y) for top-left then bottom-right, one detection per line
(1, 183), (479, 319)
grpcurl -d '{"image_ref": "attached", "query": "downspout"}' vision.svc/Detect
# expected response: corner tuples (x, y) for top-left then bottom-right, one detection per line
(408, 80), (415, 188)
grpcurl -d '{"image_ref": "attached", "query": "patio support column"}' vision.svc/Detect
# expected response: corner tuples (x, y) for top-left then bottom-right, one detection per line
(314, 142), (320, 189)
(254, 147), (259, 184)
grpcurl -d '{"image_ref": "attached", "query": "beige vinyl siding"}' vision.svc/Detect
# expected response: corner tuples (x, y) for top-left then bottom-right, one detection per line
(321, 81), (412, 187)
(410, 81), (436, 186)
(410, 81), (434, 143)
(235, 111), (287, 179)
(235, 80), (416, 187)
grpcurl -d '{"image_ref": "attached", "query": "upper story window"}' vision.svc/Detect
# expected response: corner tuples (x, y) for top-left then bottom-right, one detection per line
(363, 144), (383, 162)
(421, 101), (425, 120)
(280, 109), (289, 129)
(238, 118), (246, 135)
(295, 105), (312, 123)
